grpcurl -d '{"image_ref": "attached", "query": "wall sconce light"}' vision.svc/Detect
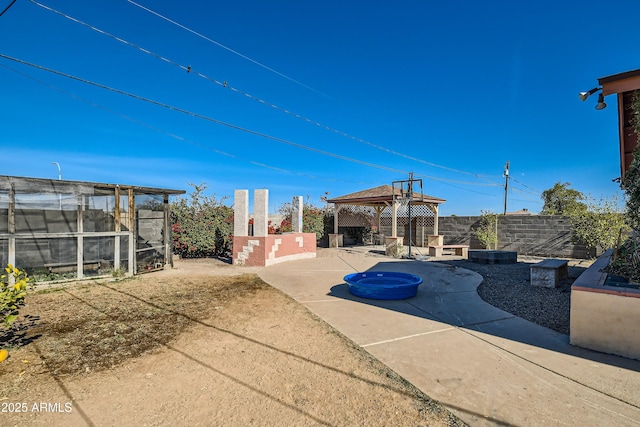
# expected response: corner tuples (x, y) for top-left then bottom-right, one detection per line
(579, 87), (606, 110)
(579, 87), (600, 101)
(595, 92), (607, 110)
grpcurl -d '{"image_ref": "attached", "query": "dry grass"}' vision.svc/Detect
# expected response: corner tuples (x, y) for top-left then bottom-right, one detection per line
(1, 274), (268, 377)
(0, 269), (464, 426)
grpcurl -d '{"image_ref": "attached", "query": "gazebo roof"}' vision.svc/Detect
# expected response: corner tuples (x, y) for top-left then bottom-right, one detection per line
(326, 185), (446, 206)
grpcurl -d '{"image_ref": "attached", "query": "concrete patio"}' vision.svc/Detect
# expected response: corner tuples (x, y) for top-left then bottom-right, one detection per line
(257, 247), (640, 426)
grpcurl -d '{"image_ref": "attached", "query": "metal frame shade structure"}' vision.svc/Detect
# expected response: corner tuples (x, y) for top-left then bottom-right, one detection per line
(326, 184), (446, 247)
(0, 175), (185, 281)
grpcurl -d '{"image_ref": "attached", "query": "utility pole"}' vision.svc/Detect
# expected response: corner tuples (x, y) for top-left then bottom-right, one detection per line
(503, 161), (510, 215)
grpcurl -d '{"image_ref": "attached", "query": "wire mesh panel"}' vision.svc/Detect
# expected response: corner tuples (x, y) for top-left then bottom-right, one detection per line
(336, 205), (377, 244)
(380, 201), (435, 247)
(337, 205), (377, 227)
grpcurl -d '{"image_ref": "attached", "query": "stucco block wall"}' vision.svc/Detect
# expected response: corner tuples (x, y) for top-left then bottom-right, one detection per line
(438, 215), (590, 258)
(232, 233), (316, 266)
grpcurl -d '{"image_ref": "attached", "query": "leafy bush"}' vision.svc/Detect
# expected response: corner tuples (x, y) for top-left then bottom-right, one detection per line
(1, 264), (30, 328)
(274, 202), (325, 240)
(568, 196), (630, 257)
(608, 90), (640, 282)
(171, 183), (233, 258)
(473, 210), (498, 249)
(622, 92), (640, 231)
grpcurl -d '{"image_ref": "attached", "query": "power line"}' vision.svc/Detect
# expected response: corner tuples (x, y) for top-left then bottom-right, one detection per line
(1, 52), (510, 191)
(0, 52), (413, 175)
(29, 0), (501, 182)
(511, 187), (543, 204)
(125, 0), (333, 99)
(0, 0), (17, 18)
(0, 61), (375, 186)
(510, 176), (541, 194)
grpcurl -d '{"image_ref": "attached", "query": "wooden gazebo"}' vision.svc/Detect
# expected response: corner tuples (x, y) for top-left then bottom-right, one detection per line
(326, 185), (446, 250)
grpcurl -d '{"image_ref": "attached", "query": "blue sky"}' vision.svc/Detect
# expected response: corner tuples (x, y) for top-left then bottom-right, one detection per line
(1, 0), (638, 215)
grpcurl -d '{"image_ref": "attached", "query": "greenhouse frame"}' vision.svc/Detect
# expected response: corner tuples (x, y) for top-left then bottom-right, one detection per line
(0, 175), (185, 282)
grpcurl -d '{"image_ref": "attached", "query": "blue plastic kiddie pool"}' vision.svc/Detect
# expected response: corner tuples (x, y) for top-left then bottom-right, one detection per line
(344, 272), (423, 300)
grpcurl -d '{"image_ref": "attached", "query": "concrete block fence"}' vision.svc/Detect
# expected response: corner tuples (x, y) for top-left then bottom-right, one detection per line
(438, 215), (591, 259)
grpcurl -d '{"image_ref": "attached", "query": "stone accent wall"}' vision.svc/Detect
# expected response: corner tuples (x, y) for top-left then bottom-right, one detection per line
(438, 215), (591, 258)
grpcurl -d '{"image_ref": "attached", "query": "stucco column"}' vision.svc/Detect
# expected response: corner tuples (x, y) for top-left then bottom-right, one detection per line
(292, 196), (303, 233)
(254, 189), (268, 237)
(234, 190), (249, 236)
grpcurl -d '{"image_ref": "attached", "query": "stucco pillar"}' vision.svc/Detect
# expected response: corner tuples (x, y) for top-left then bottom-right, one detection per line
(254, 189), (268, 237)
(292, 196), (303, 233)
(234, 189), (249, 237)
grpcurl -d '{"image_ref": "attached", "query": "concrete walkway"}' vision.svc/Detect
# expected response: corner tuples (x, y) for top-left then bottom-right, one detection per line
(257, 247), (640, 426)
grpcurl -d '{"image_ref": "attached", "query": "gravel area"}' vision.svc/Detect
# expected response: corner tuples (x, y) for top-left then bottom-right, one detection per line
(440, 256), (594, 335)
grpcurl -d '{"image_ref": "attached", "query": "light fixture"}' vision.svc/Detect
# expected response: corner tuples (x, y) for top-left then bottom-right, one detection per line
(595, 92), (607, 110)
(579, 87), (600, 101)
(51, 161), (61, 180)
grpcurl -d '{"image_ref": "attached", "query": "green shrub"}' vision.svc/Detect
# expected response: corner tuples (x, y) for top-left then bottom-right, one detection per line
(568, 196), (630, 257)
(275, 202), (326, 240)
(473, 211), (498, 249)
(171, 183), (233, 258)
(1, 264), (30, 328)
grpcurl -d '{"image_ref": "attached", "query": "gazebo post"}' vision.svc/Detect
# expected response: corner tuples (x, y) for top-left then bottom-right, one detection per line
(433, 204), (439, 235)
(329, 204), (343, 248)
(391, 199), (398, 238)
(384, 198), (404, 257)
(374, 205), (383, 244)
(427, 204), (443, 247)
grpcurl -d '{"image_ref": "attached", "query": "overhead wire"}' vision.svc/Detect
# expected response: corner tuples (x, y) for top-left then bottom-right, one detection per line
(125, 0), (333, 100)
(29, 0), (502, 183)
(0, 0), (16, 17)
(510, 176), (541, 195)
(1, 52), (512, 192)
(0, 53), (415, 176)
(511, 187), (543, 204)
(0, 61), (375, 186)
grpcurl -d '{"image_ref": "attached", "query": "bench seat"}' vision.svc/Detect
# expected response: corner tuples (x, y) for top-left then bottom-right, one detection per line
(428, 245), (469, 257)
(530, 259), (569, 288)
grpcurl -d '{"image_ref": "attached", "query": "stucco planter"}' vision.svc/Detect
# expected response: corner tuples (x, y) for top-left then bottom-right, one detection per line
(570, 249), (640, 361)
(385, 237), (405, 258)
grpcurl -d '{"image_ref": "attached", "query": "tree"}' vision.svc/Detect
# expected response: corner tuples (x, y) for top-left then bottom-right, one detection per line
(473, 210), (498, 249)
(171, 183), (233, 258)
(567, 196), (630, 257)
(540, 182), (587, 215)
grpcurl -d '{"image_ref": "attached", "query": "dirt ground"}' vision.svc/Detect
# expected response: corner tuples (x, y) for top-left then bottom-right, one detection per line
(0, 259), (463, 426)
